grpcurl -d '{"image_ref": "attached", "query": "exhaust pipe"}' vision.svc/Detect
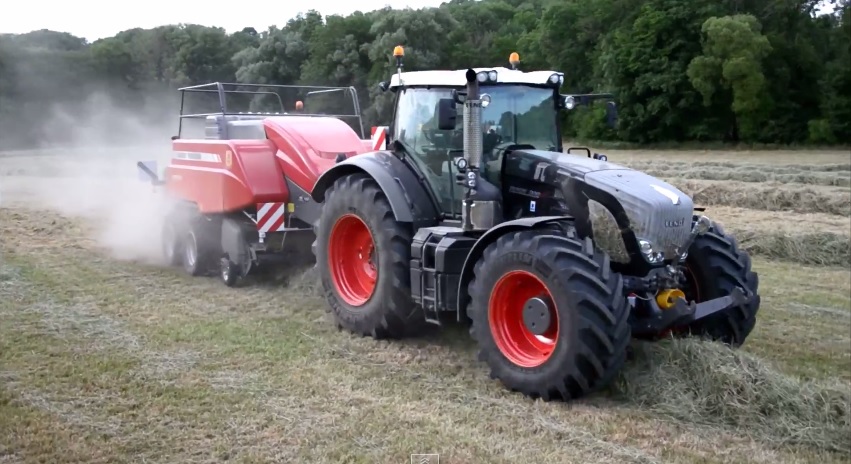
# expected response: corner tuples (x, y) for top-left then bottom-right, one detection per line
(462, 69), (483, 170)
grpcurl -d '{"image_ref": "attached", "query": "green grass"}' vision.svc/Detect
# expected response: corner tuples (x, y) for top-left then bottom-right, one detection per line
(1, 205), (850, 463)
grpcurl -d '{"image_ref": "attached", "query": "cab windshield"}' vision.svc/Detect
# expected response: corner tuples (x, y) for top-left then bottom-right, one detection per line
(393, 85), (557, 214)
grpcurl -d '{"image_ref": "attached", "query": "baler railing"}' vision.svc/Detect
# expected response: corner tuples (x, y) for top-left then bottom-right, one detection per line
(175, 82), (366, 139)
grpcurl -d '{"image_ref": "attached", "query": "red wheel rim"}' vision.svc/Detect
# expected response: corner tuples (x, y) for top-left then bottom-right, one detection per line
(488, 270), (559, 368)
(328, 214), (377, 306)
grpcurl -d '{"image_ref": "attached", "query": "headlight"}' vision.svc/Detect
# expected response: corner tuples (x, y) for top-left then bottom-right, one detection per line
(477, 70), (497, 84)
(548, 73), (560, 85)
(638, 239), (664, 264)
(564, 95), (576, 110)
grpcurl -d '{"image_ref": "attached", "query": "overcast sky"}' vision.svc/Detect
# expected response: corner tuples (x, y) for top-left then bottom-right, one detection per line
(2, 0), (448, 42)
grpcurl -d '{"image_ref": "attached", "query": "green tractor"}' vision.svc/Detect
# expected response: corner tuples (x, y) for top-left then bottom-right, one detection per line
(309, 48), (760, 401)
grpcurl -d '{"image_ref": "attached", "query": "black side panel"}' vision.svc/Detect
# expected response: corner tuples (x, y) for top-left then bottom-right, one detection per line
(456, 216), (571, 315)
(410, 226), (478, 322)
(310, 151), (439, 230)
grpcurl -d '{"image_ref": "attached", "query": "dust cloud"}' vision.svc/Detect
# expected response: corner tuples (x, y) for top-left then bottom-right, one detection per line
(0, 90), (179, 266)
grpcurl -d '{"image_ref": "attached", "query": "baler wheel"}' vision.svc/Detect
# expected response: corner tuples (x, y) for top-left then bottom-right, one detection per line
(315, 173), (426, 339)
(182, 223), (214, 277)
(466, 228), (630, 401)
(161, 221), (182, 267)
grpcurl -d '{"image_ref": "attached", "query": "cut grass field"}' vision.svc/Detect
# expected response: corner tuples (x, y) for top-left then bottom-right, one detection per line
(1, 148), (850, 463)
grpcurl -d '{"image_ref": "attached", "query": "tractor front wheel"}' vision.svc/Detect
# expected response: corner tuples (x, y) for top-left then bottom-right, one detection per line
(678, 220), (760, 346)
(315, 173), (426, 339)
(467, 228), (631, 401)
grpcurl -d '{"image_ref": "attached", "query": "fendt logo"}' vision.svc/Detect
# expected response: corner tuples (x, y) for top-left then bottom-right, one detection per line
(664, 217), (686, 228)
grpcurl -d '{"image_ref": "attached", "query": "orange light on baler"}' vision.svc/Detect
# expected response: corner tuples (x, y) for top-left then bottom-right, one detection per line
(393, 45), (405, 57)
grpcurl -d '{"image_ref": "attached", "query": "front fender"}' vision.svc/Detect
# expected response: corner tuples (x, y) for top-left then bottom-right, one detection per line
(456, 215), (571, 316)
(311, 151), (439, 229)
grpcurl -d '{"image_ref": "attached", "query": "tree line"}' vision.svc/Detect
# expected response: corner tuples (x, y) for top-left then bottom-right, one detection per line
(0, 0), (848, 150)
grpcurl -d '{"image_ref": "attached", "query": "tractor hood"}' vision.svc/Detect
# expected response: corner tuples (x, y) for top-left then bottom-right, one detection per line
(504, 149), (695, 264)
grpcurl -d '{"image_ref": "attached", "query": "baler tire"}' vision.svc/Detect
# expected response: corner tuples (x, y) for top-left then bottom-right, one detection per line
(316, 173), (426, 339)
(220, 257), (241, 287)
(678, 220), (761, 347)
(182, 223), (214, 277)
(161, 220), (182, 267)
(466, 228), (631, 401)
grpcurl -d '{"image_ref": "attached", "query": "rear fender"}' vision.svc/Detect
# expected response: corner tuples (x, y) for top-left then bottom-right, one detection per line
(456, 216), (572, 318)
(311, 151), (439, 230)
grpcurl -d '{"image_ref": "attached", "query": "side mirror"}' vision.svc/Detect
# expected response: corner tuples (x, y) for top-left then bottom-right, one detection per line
(606, 101), (618, 128)
(436, 98), (457, 130)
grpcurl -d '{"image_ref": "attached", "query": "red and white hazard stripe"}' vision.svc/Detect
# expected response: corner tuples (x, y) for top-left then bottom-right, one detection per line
(256, 202), (288, 232)
(370, 126), (388, 150)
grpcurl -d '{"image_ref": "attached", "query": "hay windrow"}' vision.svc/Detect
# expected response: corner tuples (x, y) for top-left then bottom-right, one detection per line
(638, 166), (851, 187)
(614, 338), (851, 454)
(665, 178), (851, 216)
(625, 160), (851, 173)
(732, 229), (851, 267)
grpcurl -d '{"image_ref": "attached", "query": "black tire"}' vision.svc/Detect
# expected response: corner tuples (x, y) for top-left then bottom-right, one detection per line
(161, 220), (182, 267)
(678, 220), (760, 346)
(314, 173), (426, 339)
(182, 221), (215, 276)
(467, 227), (631, 401)
(221, 257), (240, 287)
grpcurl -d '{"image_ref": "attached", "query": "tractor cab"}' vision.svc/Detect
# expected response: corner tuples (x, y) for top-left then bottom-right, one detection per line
(377, 49), (617, 222)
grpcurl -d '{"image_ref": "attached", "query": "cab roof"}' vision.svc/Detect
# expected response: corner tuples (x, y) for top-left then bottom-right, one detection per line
(388, 67), (564, 89)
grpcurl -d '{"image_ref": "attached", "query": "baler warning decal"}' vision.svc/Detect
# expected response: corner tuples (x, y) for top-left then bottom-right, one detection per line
(371, 126), (388, 150)
(256, 202), (288, 232)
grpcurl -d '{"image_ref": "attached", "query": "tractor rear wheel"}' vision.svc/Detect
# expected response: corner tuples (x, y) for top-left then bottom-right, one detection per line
(678, 220), (760, 346)
(467, 228), (631, 401)
(315, 173), (426, 339)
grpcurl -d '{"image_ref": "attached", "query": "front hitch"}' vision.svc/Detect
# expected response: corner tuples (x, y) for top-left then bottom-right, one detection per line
(630, 287), (752, 338)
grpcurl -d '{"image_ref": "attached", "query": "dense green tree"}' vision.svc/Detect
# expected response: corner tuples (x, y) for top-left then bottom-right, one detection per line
(687, 14), (773, 142)
(0, 0), (847, 149)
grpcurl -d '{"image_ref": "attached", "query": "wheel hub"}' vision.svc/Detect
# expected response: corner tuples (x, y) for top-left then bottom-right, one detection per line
(522, 296), (553, 335)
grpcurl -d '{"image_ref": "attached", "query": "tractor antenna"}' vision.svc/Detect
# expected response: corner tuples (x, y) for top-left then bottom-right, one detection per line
(393, 45), (405, 86)
(509, 52), (520, 70)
